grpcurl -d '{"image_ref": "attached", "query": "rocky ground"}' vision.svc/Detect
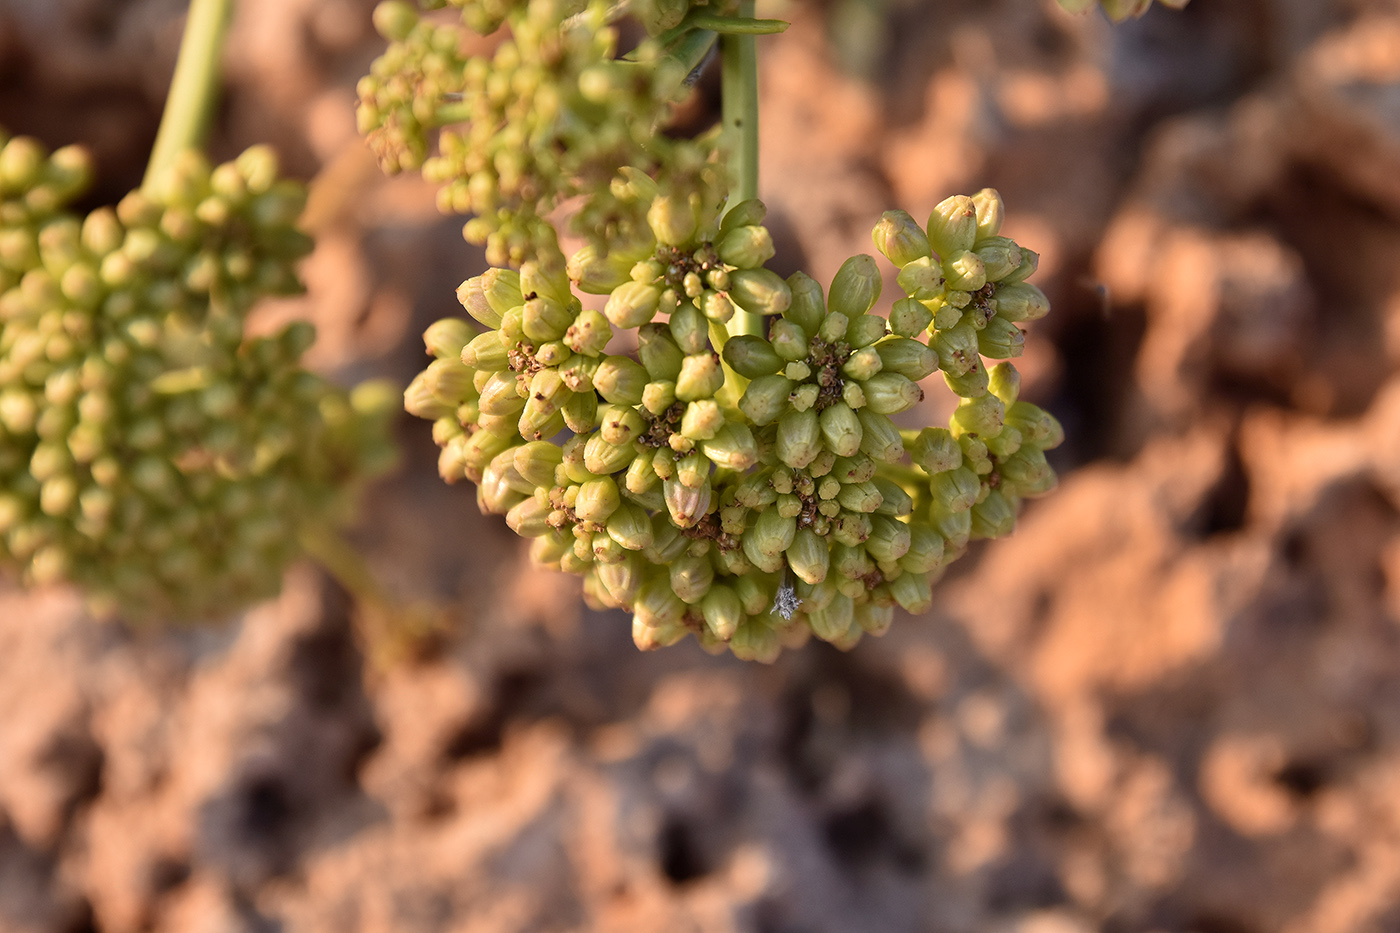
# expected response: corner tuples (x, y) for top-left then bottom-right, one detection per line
(3, 0), (1400, 930)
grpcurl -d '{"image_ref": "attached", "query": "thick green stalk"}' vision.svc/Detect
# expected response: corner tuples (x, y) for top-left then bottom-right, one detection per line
(142, 0), (235, 194)
(722, 0), (761, 338)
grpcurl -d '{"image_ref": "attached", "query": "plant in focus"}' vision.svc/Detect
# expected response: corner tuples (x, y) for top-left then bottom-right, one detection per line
(370, 0), (1186, 659)
(0, 0), (397, 619)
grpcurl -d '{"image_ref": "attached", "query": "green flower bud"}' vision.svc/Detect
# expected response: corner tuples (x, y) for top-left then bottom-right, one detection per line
(872, 477), (914, 517)
(868, 512), (912, 563)
(642, 380), (677, 416)
(637, 324), (684, 381)
(663, 476), (712, 528)
(927, 195), (977, 258)
(750, 505), (796, 557)
(786, 527), (830, 585)
(847, 314), (889, 349)
(701, 585), (743, 641)
(831, 511), (872, 547)
(808, 592), (854, 644)
(874, 337), (938, 380)
(889, 298), (935, 339)
(978, 316), (1024, 360)
(828, 254), (881, 319)
(1005, 401), (1063, 449)
(719, 198), (768, 235)
(702, 290), (735, 323)
(723, 334), (783, 378)
(668, 303), (709, 356)
(839, 346), (880, 383)
(583, 432), (637, 475)
(776, 407), (822, 469)
(624, 452), (660, 494)
(675, 399), (719, 441)
(998, 446), (1052, 491)
(562, 390), (598, 433)
(456, 274), (501, 329)
(785, 271), (826, 334)
(675, 449), (711, 489)
(837, 480), (883, 513)
(934, 321), (979, 377)
(461, 332), (508, 370)
(728, 268), (792, 317)
(514, 441), (564, 487)
(862, 372), (923, 415)
(943, 363), (989, 399)
(889, 571), (932, 613)
(717, 225), (775, 268)
(675, 352), (724, 402)
(929, 467), (980, 514)
(461, 429), (515, 474)
(908, 427), (962, 474)
(567, 244), (635, 295)
(739, 373), (794, 426)
(872, 210), (933, 268)
(817, 312), (848, 345)
(634, 581), (687, 647)
(576, 476), (622, 523)
(959, 434), (993, 473)
(507, 494), (552, 537)
(604, 281), (660, 329)
(970, 188), (1004, 241)
(951, 393), (1005, 438)
(648, 193), (698, 247)
(564, 308), (612, 356)
(976, 240), (1022, 283)
(643, 516), (688, 564)
(701, 421), (758, 471)
(943, 250), (987, 292)
(593, 355), (648, 405)
(741, 533), (786, 574)
(856, 408), (904, 462)
(818, 402), (863, 457)
(971, 488), (1016, 539)
(896, 256), (944, 302)
(768, 319), (809, 362)
(596, 553), (644, 606)
(900, 524), (945, 574)
(729, 615), (781, 663)
(992, 282), (1050, 322)
(607, 502), (654, 551)
(477, 370), (526, 417)
(403, 373), (456, 420)
(424, 318), (476, 361)
(522, 296), (573, 343)
(670, 553), (714, 604)
(988, 362), (1021, 405)
(599, 404), (647, 445)
(985, 425), (1023, 459)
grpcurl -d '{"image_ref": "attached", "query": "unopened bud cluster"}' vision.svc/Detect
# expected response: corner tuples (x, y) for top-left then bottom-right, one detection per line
(0, 132), (397, 619)
(407, 186), (1061, 659)
(358, 0), (715, 266)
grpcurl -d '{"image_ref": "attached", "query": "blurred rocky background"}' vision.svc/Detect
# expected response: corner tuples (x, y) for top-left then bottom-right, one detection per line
(4, 0), (1400, 930)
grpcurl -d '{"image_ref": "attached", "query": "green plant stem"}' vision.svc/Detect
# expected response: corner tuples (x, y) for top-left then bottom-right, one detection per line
(142, 0), (235, 195)
(722, 0), (761, 339)
(299, 523), (393, 613)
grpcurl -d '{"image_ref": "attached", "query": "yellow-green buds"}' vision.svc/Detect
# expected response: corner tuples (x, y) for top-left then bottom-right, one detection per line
(828, 254), (882, 319)
(728, 269), (792, 317)
(872, 210), (932, 268)
(605, 281), (660, 329)
(927, 195), (977, 258)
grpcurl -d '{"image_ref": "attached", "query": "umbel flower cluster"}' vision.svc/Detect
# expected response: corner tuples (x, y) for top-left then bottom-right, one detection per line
(407, 185), (1062, 660)
(0, 130), (397, 619)
(357, 0), (723, 267)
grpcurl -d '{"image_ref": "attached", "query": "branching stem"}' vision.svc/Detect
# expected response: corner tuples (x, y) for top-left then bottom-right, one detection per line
(722, 1), (761, 339)
(142, 0), (235, 195)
